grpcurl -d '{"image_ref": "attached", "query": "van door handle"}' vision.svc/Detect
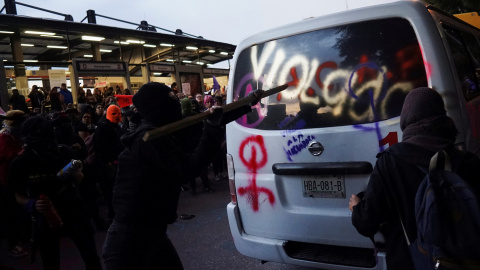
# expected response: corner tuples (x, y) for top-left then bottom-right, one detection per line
(272, 162), (373, 175)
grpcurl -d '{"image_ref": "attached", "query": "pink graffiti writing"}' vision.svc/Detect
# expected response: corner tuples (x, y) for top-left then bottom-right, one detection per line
(237, 135), (275, 212)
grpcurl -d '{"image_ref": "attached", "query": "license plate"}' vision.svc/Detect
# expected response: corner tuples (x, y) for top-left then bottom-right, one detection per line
(302, 175), (346, 198)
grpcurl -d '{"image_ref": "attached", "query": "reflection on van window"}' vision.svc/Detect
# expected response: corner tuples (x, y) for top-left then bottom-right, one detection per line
(443, 24), (480, 100)
(233, 18), (427, 130)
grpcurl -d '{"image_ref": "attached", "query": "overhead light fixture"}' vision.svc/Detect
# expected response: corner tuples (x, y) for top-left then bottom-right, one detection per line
(126, 40), (145, 44)
(220, 52), (228, 55)
(143, 44), (156, 48)
(99, 49), (112, 52)
(24, 60), (38, 62)
(166, 59), (175, 62)
(209, 50), (215, 53)
(186, 46), (198, 50)
(114, 41), (129, 45)
(153, 72), (162, 76)
(160, 43), (174, 47)
(3, 59), (7, 61)
(82, 35), (105, 41)
(25, 30), (56, 35)
(41, 34), (63, 38)
(0, 30), (14, 34)
(21, 44), (34, 47)
(183, 60), (192, 63)
(47, 45), (68, 49)
(84, 54), (94, 58)
(196, 62), (204, 65)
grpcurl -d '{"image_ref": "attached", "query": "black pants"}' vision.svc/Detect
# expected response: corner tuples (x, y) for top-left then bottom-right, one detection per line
(103, 222), (183, 270)
(34, 218), (102, 270)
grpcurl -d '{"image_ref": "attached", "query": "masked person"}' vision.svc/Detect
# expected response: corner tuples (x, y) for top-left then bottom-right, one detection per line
(102, 82), (257, 270)
(92, 104), (124, 222)
(10, 115), (102, 270)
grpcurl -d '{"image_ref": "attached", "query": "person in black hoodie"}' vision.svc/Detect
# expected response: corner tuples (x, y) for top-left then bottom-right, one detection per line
(349, 87), (480, 270)
(102, 82), (257, 270)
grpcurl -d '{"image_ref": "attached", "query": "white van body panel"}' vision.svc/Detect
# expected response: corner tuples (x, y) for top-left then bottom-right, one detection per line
(226, 1), (480, 269)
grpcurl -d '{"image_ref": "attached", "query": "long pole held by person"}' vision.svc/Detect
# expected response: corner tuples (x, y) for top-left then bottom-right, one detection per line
(143, 84), (289, 142)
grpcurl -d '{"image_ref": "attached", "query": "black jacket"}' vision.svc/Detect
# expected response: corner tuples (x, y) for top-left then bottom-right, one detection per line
(352, 142), (480, 270)
(94, 118), (124, 164)
(111, 119), (223, 225)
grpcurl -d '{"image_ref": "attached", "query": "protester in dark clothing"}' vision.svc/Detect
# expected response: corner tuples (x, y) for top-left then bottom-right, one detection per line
(93, 103), (104, 125)
(93, 89), (103, 106)
(28, 85), (45, 110)
(53, 114), (88, 161)
(76, 112), (96, 140)
(179, 98), (213, 195)
(102, 82), (256, 270)
(9, 89), (29, 113)
(77, 87), (86, 104)
(49, 87), (64, 113)
(93, 105), (124, 221)
(349, 87), (480, 270)
(10, 115), (102, 270)
(0, 110), (29, 258)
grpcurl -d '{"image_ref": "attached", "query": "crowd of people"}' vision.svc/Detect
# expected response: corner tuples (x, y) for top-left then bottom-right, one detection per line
(1, 82), (232, 269)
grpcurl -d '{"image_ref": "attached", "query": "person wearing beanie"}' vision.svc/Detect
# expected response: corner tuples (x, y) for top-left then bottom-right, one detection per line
(9, 114), (102, 270)
(348, 87), (480, 270)
(102, 82), (258, 270)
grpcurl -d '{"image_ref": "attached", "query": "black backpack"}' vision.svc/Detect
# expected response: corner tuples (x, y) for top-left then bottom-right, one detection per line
(403, 150), (480, 270)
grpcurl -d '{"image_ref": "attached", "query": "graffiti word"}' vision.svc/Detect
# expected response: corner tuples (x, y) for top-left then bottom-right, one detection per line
(284, 134), (316, 161)
(278, 116), (306, 136)
(234, 41), (417, 152)
(237, 135), (275, 212)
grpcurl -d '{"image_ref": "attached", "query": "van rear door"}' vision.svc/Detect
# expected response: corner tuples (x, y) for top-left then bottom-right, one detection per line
(226, 16), (427, 265)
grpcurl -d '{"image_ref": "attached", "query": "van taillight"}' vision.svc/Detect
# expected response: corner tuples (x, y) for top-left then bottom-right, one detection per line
(226, 153), (237, 204)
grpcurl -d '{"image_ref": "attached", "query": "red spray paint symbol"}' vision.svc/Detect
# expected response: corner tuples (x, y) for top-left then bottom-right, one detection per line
(237, 135), (275, 212)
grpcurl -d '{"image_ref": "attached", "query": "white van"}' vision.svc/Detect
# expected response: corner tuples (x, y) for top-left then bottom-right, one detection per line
(225, 1), (480, 269)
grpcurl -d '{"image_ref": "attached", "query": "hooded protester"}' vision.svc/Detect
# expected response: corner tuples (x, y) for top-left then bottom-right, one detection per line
(102, 82), (258, 270)
(93, 104), (124, 222)
(10, 115), (102, 270)
(348, 87), (480, 270)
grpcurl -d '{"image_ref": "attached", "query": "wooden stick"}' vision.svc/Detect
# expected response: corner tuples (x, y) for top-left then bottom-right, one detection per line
(143, 83), (288, 142)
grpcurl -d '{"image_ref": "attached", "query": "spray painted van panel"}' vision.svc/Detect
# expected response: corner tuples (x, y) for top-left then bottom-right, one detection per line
(226, 1), (480, 269)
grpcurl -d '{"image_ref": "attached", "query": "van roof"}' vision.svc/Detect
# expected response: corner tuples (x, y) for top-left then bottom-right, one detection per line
(236, 1), (428, 50)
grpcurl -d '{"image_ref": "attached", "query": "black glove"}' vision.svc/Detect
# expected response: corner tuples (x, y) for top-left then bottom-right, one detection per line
(248, 90), (262, 106)
(206, 106), (223, 126)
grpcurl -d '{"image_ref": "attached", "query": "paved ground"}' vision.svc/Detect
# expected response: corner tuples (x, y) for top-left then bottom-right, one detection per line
(0, 170), (317, 270)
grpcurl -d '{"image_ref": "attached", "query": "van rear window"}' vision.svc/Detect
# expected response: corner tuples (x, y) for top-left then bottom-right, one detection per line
(232, 18), (427, 130)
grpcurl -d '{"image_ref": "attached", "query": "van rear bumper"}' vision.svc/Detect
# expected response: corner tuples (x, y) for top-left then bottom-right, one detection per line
(227, 203), (387, 270)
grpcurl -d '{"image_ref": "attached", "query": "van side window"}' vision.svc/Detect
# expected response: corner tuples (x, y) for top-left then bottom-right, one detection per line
(442, 24), (480, 100)
(232, 18), (427, 131)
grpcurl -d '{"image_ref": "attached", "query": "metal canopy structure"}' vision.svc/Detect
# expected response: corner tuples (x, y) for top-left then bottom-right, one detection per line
(0, 13), (236, 68)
